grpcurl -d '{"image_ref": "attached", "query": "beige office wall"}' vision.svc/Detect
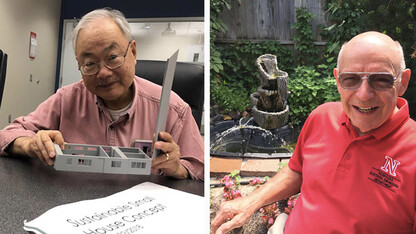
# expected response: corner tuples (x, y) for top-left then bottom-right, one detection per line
(0, 0), (61, 129)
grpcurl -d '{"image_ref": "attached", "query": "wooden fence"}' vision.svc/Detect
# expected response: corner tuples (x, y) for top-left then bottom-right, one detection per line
(216, 0), (329, 44)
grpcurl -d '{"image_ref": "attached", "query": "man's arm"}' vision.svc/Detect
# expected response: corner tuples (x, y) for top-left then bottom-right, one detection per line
(211, 166), (302, 234)
(165, 103), (204, 180)
(7, 130), (65, 165)
(0, 90), (64, 156)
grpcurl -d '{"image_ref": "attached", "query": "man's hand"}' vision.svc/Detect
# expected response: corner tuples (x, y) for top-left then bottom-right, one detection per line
(11, 130), (65, 165)
(211, 166), (303, 233)
(151, 131), (188, 179)
(211, 197), (256, 234)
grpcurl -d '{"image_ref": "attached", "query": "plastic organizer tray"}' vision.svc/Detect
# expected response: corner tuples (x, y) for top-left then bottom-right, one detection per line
(53, 143), (151, 175)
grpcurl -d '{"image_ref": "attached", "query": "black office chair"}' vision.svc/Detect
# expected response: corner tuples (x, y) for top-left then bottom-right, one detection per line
(0, 49), (7, 109)
(135, 60), (204, 129)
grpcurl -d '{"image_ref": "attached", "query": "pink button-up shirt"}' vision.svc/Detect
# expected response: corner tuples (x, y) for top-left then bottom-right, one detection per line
(0, 76), (204, 180)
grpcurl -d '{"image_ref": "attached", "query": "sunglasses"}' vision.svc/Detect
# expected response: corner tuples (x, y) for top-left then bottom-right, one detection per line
(337, 72), (398, 91)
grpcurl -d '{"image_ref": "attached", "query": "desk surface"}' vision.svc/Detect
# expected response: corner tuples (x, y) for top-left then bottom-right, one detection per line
(0, 156), (204, 233)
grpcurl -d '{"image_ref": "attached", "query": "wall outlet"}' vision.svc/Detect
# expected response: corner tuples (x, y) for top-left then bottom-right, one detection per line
(8, 115), (11, 123)
(30, 74), (33, 82)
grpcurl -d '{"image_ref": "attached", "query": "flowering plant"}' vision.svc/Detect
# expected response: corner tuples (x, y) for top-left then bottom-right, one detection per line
(259, 202), (280, 229)
(248, 176), (268, 188)
(285, 196), (297, 214)
(219, 171), (242, 201)
(218, 173), (298, 229)
(248, 177), (298, 229)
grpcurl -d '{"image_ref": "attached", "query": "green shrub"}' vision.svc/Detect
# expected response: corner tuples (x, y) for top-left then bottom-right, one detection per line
(292, 7), (320, 66)
(210, 77), (251, 113)
(288, 66), (340, 125)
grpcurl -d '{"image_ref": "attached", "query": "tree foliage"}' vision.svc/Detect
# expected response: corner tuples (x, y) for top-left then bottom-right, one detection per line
(322, 0), (416, 85)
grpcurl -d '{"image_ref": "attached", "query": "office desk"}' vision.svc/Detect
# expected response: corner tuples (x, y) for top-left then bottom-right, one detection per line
(0, 156), (204, 233)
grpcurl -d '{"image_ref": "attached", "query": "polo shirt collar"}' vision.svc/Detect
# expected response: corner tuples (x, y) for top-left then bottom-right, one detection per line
(340, 97), (409, 140)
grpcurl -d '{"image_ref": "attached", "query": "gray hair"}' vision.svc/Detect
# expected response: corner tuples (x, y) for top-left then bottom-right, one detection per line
(72, 8), (133, 53)
(395, 41), (406, 72)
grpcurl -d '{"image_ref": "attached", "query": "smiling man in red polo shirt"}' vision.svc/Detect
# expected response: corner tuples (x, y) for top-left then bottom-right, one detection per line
(212, 31), (416, 233)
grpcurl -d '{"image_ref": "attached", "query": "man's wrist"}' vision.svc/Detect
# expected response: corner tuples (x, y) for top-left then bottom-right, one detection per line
(7, 137), (30, 155)
(173, 163), (189, 179)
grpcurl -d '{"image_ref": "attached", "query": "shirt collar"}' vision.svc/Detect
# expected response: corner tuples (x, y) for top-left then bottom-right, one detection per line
(94, 76), (139, 120)
(340, 97), (409, 140)
(126, 76), (139, 118)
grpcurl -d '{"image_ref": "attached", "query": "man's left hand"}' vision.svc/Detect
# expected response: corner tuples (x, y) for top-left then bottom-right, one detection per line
(151, 132), (189, 179)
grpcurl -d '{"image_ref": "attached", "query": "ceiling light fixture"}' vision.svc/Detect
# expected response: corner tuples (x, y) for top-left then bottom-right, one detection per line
(161, 22), (176, 36)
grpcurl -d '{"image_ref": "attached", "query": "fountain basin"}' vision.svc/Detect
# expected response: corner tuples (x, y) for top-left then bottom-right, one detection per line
(210, 118), (294, 158)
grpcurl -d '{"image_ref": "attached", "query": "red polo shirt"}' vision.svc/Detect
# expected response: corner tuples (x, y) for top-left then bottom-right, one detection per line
(286, 98), (416, 233)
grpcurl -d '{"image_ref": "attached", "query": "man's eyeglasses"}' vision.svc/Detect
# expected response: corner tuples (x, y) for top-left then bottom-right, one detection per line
(337, 72), (398, 91)
(79, 41), (132, 76)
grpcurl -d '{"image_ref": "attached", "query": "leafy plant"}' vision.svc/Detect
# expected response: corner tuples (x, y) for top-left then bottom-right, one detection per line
(321, 1), (364, 58)
(210, 0), (232, 76)
(288, 66), (340, 126)
(210, 0), (253, 113)
(210, 0), (242, 78)
(210, 78), (251, 113)
(291, 7), (320, 66)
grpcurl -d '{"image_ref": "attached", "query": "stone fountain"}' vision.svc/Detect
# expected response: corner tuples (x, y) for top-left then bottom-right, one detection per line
(210, 54), (293, 158)
(250, 54), (290, 129)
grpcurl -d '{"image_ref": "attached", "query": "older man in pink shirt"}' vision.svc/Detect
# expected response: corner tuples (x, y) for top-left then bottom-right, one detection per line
(0, 8), (204, 180)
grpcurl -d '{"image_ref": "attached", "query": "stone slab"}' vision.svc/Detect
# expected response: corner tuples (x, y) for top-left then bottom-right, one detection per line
(240, 159), (282, 177)
(210, 157), (242, 178)
(280, 158), (290, 166)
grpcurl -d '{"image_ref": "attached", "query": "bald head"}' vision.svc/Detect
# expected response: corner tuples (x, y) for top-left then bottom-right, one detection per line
(337, 31), (405, 73)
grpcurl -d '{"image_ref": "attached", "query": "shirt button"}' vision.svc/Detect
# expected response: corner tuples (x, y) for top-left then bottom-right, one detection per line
(346, 153), (351, 159)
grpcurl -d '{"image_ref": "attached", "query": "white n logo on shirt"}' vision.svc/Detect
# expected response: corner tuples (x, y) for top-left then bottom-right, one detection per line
(380, 156), (400, 176)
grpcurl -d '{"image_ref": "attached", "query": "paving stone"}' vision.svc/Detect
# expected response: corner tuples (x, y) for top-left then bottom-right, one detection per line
(240, 159), (281, 177)
(280, 158), (291, 165)
(210, 157), (242, 178)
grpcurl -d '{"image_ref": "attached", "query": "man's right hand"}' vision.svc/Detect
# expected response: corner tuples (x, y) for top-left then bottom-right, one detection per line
(10, 130), (65, 165)
(211, 196), (257, 234)
(211, 166), (303, 234)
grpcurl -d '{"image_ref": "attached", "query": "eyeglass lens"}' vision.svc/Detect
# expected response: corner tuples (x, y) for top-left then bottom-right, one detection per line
(80, 41), (131, 75)
(339, 73), (395, 91)
(81, 56), (125, 75)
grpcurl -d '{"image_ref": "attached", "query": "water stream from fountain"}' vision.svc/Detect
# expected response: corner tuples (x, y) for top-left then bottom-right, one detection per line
(210, 117), (293, 158)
